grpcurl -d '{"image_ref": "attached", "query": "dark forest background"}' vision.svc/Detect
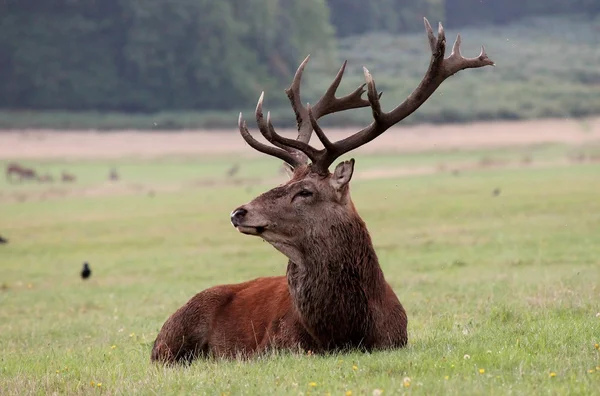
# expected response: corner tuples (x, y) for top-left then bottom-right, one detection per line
(1, 0), (599, 129)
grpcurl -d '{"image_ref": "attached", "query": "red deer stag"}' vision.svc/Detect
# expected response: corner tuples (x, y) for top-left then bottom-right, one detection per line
(151, 18), (494, 365)
(6, 162), (37, 183)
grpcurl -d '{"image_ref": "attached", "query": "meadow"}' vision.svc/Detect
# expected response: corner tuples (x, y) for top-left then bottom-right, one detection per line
(1, 126), (600, 395)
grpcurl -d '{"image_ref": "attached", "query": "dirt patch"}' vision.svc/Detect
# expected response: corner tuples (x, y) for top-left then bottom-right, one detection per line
(1, 117), (600, 160)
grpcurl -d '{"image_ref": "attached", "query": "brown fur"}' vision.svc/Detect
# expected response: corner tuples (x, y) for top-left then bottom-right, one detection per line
(6, 162), (37, 183)
(152, 161), (408, 364)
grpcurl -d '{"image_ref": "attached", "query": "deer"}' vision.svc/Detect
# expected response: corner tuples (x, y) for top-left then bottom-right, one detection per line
(61, 171), (76, 183)
(37, 173), (54, 183)
(151, 18), (494, 365)
(6, 162), (37, 183)
(109, 168), (120, 181)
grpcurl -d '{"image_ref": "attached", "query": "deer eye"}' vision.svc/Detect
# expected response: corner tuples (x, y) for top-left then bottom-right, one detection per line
(293, 189), (313, 200)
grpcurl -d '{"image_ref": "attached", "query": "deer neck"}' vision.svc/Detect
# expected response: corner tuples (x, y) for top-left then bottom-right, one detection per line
(285, 214), (385, 347)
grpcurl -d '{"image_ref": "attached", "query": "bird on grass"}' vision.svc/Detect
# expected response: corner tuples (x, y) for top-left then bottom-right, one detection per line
(81, 262), (91, 279)
(0, 235), (8, 244)
(226, 163), (240, 177)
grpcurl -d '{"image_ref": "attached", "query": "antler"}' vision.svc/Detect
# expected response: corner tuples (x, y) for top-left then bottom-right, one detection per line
(238, 56), (371, 168)
(304, 18), (495, 173)
(239, 18), (494, 173)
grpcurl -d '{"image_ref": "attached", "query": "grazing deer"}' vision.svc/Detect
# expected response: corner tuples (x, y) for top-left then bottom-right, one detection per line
(151, 18), (494, 365)
(109, 168), (119, 181)
(37, 173), (54, 183)
(6, 162), (37, 183)
(61, 171), (76, 183)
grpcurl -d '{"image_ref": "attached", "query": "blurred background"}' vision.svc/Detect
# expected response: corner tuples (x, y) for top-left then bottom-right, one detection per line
(2, 3), (600, 393)
(1, 0), (599, 130)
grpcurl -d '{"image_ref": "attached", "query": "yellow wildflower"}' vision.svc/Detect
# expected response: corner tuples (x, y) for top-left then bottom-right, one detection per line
(346, 391), (352, 396)
(308, 382), (317, 387)
(479, 368), (485, 374)
(56, 370), (60, 373)
(444, 375), (449, 380)
(402, 377), (411, 388)
(111, 345), (116, 349)
(595, 343), (599, 350)
(352, 365), (358, 371)
(588, 369), (595, 374)
(130, 333), (136, 337)
(90, 381), (95, 386)
(97, 383), (102, 388)
(549, 372), (556, 378)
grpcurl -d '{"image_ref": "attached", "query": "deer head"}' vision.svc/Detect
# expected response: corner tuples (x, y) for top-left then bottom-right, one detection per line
(231, 18), (494, 263)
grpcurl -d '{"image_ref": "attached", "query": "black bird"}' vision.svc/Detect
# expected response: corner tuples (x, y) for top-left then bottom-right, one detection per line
(81, 262), (91, 279)
(492, 188), (501, 197)
(0, 235), (7, 244)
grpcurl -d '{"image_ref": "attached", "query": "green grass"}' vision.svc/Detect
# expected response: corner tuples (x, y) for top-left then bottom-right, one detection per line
(1, 147), (600, 395)
(1, 14), (600, 130)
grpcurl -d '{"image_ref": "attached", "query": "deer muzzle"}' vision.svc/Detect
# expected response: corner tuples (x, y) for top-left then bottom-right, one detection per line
(230, 207), (267, 235)
(230, 207), (247, 227)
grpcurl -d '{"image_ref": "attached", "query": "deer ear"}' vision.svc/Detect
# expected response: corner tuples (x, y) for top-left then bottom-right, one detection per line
(330, 159), (355, 190)
(282, 163), (294, 179)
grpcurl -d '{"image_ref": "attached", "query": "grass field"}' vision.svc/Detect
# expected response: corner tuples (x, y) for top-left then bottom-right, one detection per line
(1, 128), (600, 395)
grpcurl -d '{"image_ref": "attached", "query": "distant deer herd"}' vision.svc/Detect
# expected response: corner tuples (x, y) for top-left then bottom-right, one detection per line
(5, 163), (122, 184)
(5, 162), (79, 184)
(151, 18), (495, 364)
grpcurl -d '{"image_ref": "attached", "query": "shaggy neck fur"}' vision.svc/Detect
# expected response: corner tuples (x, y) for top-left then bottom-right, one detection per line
(285, 209), (386, 350)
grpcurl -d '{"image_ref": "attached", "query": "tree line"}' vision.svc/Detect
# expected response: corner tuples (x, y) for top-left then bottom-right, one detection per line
(0, 0), (598, 113)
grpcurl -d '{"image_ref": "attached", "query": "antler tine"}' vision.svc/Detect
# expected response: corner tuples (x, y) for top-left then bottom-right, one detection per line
(311, 61), (371, 117)
(307, 104), (336, 152)
(363, 67), (383, 120)
(285, 55), (312, 144)
(254, 92), (321, 163)
(451, 33), (462, 58)
(242, 56), (379, 171)
(237, 113), (301, 167)
(444, 34), (495, 74)
(309, 17), (495, 173)
(280, 56), (375, 165)
(424, 18), (436, 52)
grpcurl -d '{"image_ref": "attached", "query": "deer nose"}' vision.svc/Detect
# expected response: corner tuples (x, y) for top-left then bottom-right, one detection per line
(230, 207), (247, 227)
